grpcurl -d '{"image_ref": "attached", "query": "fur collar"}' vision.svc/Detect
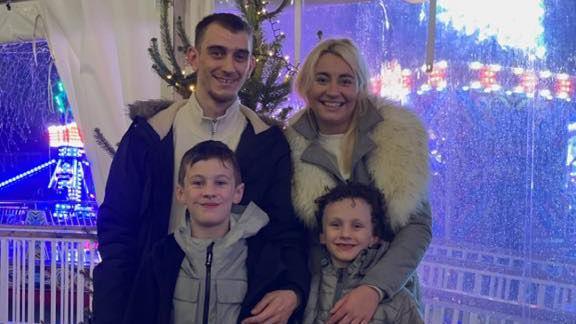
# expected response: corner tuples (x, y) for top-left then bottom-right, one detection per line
(286, 98), (430, 232)
(127, 98), (270, 140)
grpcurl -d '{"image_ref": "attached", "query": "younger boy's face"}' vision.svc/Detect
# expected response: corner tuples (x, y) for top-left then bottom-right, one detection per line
(320, 198), (378, 268)
(176, 158), (244, 233)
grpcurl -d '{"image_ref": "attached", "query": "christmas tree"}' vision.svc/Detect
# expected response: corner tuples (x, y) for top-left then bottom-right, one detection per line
(149, 0), (296, 120)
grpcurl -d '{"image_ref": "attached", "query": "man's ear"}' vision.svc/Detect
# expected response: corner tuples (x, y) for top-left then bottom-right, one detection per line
(319, 232), (326, 245)
(187, 47), (199, 72)
(248, 55), (256, 75)
(233, 183), (245, 204)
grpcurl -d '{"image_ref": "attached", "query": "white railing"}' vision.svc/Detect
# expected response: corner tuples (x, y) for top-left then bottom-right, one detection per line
(0, 225), (99, 324)
(420, 243), (576, 323)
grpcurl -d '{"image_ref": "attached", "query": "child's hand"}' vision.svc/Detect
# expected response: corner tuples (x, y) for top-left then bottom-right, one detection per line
(327, 285), (379, 324)
(241, 290), (298, 324)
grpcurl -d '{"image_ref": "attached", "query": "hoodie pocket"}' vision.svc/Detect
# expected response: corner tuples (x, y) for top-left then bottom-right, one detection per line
(173, 276), (200, 303)
(216, 279), (247, 304)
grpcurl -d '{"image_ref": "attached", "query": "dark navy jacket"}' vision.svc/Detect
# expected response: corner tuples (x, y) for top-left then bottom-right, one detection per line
(93, 101), (309, 324)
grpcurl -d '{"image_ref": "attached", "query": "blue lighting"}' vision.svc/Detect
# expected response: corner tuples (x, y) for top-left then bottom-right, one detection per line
(437, 0), (546, 58)
(0, 160), (57, 189)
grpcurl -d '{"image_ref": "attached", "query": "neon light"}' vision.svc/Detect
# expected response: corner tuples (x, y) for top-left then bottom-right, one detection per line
(420, 61), (448, 92)
(380, 59), (576, 102)
(370, 60), (412, 102)
(48, 122), (84, 148)
(438, 0), (546, 58)
(0, 160), (57, 189)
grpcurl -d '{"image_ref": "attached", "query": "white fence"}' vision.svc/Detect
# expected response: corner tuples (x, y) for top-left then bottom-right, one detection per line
(0, 226), (99, 324)
(420, 243), (576, 323)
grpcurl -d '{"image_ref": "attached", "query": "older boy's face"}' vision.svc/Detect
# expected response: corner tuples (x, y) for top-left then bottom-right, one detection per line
(176, 159), (244, 233)
(320, 198), (378, 268)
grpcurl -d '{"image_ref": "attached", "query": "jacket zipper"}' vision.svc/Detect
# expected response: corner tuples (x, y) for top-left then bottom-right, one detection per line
(203, 242), (215, 324)
(210, 119), (217, 138)
(333, 268), (347, 306)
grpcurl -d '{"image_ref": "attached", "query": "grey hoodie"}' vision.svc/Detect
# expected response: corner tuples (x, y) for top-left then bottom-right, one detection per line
(172, 202), (269, 324)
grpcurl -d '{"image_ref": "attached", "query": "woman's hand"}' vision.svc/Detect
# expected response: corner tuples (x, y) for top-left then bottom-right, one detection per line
(327, 285), (380, 324)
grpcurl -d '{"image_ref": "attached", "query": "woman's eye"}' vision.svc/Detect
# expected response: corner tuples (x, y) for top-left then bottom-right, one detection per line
(340, 78), (354, 86)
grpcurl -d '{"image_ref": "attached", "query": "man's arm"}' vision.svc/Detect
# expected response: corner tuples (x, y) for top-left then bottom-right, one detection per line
(93, 122), (150, 324)
(243, 130), (310, 323)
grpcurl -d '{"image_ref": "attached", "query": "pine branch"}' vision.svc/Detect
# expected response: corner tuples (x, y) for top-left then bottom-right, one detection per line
(176, 16), (192, 54)
(159, 0), (181, 75)
(93, 128), (117, 157)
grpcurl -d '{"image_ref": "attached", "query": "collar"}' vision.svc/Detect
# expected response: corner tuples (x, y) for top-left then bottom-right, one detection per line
(190, 93), (241, 122)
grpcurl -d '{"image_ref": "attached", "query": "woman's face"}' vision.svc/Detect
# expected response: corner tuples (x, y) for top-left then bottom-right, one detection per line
(307, 53), (359, 135)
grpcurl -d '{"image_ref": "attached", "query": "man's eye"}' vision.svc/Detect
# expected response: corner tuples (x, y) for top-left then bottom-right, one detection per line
(209, 49), (225, 58)
(234, 51), (249, 62)
(215, 180), (228, 186)
(191, 180), (203, 186)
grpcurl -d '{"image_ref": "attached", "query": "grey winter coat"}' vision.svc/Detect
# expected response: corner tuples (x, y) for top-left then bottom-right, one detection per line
(303, 244), (424, 324)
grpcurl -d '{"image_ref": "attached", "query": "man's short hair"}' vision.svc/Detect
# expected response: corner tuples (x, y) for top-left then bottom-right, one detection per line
(178, 140), (242, 186)
(314, 182), (392, 240)
(195, 12), (253, 48)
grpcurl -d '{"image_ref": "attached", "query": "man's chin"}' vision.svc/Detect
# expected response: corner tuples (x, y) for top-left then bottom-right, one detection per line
(209, 90), (239, 104)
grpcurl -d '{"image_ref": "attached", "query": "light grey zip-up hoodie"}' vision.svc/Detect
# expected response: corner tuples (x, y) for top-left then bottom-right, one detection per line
(172, 202), (269, 324)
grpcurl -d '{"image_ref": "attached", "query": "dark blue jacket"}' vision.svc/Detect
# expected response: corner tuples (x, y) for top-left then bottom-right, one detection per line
(93, 101), (309, 324)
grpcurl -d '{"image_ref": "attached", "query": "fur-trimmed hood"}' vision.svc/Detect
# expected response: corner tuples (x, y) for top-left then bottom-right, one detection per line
(286, 97), (430, 232)
(126, 98), (271, 139)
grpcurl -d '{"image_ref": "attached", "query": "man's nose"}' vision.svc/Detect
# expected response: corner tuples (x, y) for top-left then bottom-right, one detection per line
(222, 55), (235, 72)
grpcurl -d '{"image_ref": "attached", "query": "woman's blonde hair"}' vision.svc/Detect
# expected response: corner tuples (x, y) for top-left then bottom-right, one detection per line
(295, 38), (371, 175)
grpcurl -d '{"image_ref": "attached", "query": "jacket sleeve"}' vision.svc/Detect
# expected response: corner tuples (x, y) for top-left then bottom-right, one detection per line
(360, 201), (432, 298)
(257, 132), (311, 314)
(93, 122), (151, 324)
(122, 255), (160, 324)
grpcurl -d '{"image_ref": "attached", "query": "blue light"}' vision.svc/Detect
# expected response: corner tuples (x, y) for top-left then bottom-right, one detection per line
(0, 160), (57, 189)
(438, 0), (546, 58)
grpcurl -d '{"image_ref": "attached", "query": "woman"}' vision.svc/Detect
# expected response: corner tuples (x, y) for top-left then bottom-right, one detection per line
(286, 38), (431, 323)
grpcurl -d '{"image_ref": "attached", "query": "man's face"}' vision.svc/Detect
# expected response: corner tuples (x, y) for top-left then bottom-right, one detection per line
(320, 198), (378, 268)
(188, 23), (255, 116)
(176, 158), (244, 234)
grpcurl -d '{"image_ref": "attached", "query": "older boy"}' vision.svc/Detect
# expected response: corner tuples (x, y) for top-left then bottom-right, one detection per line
(303, 182), (424, 324)
(123, 141), (272, 324)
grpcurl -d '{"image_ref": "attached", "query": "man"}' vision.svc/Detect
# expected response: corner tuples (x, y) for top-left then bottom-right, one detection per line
(93, 13), (309, 324)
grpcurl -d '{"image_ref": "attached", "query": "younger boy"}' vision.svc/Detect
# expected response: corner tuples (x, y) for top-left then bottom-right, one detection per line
(303, 182), (424, 324)
(123, 140), (269, 324)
